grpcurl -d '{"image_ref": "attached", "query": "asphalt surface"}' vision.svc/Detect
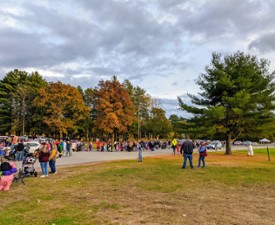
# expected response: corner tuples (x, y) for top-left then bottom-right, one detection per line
(13, 145), (270, 171)
(14, 148), (175, 170)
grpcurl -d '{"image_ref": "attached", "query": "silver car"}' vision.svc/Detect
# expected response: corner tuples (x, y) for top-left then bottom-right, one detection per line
(207, 141), (222, 149)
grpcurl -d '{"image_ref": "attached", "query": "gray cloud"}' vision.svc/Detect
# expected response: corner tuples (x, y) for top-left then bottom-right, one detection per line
(248, 32), (275, 53)
(156, 94), (194, 118)
(1, 0), (275, 117)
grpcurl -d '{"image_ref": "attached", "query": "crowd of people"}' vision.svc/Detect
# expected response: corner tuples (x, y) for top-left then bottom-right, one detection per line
(94, 139), (169, 152)
(0, 134), (255, 191)
(0, 137), (81, 184)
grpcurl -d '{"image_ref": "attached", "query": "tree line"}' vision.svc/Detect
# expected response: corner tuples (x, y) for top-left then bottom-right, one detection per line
(1, 51), (274, 155)
(0, 70), (175, 141)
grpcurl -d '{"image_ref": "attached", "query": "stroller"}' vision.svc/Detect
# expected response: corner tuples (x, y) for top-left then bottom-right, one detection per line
(13, 153), (37, 185)
(21, 153), (38, 177)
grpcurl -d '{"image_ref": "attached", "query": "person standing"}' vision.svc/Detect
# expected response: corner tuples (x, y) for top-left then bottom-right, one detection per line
(39, 145), (50, 177)
(138, 140), (144, 162)
(198, 142), (207, 168)
(49, 143), (58, 174)
(88, 141), (93, 151)
(66, 141), (71, 157)
(58, 140), (63, 157)
(167, 139), (171, 149)
(180, 139), (196, 169)
(247, 143), (254, 156)
(171, 138), (177, 155)
(96, 139), (101, 151)
(63, 140), (67, 156)
(16, 139), (25, 161)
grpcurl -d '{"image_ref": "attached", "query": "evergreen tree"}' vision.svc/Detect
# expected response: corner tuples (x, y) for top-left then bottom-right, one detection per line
(124, 79), (151, 139)
(144, 107), (173, 139)
(178, 52), (275, 154)
(0, 70), (47, 134)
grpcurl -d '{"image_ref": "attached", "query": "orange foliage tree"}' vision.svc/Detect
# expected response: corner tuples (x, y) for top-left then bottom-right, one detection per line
(33, 82), (90, 138)
(94, 76), (134, 145)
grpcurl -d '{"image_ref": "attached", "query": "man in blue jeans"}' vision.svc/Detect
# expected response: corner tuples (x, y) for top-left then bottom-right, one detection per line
(180, 139), (196, 169)
(15, 139), (25, 161)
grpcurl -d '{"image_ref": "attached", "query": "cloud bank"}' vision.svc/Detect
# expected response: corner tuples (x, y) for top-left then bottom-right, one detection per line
(1, 0), (275, 117)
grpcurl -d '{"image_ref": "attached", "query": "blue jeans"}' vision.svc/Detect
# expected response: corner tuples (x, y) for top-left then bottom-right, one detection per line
(15, 151), (24, 161)
(182, 154), (194, 168)
(172, 146), (176, 155)
(198, 156), (205, 168)
(49, 160), (56, 173)
(40, 162), (48, 175)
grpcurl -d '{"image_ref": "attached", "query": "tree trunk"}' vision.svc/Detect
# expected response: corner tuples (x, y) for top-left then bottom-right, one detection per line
(112, 131), (115, 151)
(225, 132), (232, 155)
(60, 127), (63, 139)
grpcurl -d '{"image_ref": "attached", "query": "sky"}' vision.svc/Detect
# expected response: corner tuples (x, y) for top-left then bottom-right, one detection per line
(1, 0), (275, 117)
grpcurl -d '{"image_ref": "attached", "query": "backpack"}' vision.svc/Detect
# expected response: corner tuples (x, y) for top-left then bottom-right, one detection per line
(1, 161), (12, 171)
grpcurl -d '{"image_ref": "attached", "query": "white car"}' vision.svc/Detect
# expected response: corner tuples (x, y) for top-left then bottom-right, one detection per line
(25, 141), (40, 153)
(207, 141), (222, 149)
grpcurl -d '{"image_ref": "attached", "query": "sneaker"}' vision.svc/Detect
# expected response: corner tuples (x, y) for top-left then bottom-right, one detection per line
(53, 172), (57, 175)
(40, 175), (45, 178)
(45, 175), (48, 177)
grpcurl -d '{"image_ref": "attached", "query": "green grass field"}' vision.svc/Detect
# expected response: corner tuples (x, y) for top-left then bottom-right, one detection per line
(1, 148), (275, 225)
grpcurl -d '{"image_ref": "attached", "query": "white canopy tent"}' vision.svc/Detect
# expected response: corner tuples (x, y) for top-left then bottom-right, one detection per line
(259, 138), (270, 143)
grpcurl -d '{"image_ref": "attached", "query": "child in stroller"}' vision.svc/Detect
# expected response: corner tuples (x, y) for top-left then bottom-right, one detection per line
(21, 153), (37, 177)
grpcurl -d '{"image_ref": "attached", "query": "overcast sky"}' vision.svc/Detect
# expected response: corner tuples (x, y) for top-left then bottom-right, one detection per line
(1, 0), (275, 117)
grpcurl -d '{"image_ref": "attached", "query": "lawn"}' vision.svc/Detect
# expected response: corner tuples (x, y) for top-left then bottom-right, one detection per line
(1, 148), (275, 225)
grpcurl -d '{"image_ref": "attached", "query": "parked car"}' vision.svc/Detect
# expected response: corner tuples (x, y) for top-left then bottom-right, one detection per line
(24, 141), (40, 153)
(233, 141), (242, 145)
(207, 141), (222, 149)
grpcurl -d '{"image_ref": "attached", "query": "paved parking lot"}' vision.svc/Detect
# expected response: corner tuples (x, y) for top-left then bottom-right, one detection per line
(13, 144), (270, 170)
(14, 148), (174, 169)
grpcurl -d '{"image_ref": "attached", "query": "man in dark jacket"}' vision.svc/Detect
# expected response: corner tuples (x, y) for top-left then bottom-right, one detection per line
(15, 139), (25, 161)
(180, 139), (196, 169)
